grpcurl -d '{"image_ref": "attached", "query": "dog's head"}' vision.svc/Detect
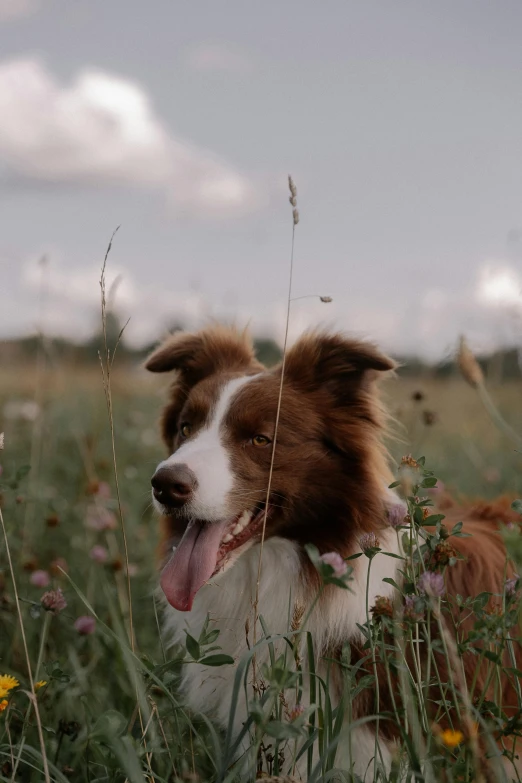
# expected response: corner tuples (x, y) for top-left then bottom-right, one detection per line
(146, 325), (395, 611)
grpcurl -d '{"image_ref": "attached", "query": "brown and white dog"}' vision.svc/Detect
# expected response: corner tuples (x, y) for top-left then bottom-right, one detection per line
(146, 325), (520, 779)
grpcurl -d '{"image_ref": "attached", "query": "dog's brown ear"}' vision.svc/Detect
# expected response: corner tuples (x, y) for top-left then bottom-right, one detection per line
(146, 325), (263, 449)
(145, 325), (262, 382)
(284, 332), (395, 398)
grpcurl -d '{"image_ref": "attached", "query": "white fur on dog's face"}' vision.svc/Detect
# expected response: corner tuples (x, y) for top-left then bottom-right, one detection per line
(152, 375), (257, 521)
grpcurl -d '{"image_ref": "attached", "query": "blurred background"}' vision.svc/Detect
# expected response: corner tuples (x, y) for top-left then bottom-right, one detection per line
(1, 0), (521, 497)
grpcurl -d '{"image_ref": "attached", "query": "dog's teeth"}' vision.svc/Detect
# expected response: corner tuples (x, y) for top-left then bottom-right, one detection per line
(231, 510), (253, 536)
(223, 533), (233, 543)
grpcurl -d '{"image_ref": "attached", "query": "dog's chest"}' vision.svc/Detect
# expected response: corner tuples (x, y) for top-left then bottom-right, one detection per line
(161, 530), (399, 730)
(162, 538), (303, 725)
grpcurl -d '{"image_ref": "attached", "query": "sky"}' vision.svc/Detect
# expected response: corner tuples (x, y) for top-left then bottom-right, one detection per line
(0, 0), (521, 360)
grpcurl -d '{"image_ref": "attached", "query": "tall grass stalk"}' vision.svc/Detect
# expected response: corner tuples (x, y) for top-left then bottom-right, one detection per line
(98, 228), (151, 781)
(98, 227), (135, 649)
(252, 178), (298, 650)
(0, 500), (50, 783)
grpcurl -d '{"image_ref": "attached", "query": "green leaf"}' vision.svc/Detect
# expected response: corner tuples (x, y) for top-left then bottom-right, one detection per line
(382, 577), (402, 592)
(91, 709), (127, 740)
(421, 477), (437, 488)
(185, 632), (201, 661)
(505, 667), (522, 678)
(483, 650), (501, 664)
(200, 628), (220, 646)
(421, 514), (445, 526)
(512, 500), (522, 516)
(265, 719), (303, 740)
(199, 654), (234, 667)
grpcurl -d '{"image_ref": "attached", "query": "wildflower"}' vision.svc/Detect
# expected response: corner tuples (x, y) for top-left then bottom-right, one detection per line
(96, 481), (111, 499)
(50, 558), (68, 576)
(35, 680), (47, 689)
(89, 545), (108, 563)
(74, 616), (96, 635)
(319, 551), (347, 577)
(505, 574), (520, 597)
(418, 571), (445, 598)
(404, 595), (424, 622)
(30, 570), (50, 588)
(41, 588), (67, 614)
(440, 728), (464, 748)
(46, 513), (59, 528)
(22, 558), (38, 572)
(401, 454), (419, 469)
(404, 504), (431, 526)
(111, 556), (123, 572)
(457, 336), (483, 388)
(359, 532), (380, 556)
(86, 479), (100, 495)
(85, 505), (117, 531)
(0, 675), (19, 692)
(371, 596), (393, 619)
(289, 703), (305, 721)
(433, 541), (458, 568)
(387, 503), (407, 529)
(0, 700), (7, 713)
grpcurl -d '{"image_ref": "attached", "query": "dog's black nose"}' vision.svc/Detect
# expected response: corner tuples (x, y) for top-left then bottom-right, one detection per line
(151, 464), (197, 509)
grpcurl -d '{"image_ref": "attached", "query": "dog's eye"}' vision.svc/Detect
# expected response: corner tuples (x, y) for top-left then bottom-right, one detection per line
(180, 423), (191, 439)
(251, 434), (271, 447)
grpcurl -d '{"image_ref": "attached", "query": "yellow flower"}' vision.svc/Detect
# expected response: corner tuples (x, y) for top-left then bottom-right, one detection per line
(0, 699), (8, 713)
(0, 687), (10, 699)
(440, 729), (464, 748)
(0, 674), (19, 692)
(35, 680), (47, 690)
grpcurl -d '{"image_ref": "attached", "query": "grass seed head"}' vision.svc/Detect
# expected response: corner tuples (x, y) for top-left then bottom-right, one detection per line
(458, 336), (484, 388)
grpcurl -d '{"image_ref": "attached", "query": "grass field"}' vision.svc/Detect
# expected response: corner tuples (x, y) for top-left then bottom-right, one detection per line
(0, 358), (521, 782)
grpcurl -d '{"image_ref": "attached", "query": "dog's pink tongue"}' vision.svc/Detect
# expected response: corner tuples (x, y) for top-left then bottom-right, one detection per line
(160, 519), (228, 611)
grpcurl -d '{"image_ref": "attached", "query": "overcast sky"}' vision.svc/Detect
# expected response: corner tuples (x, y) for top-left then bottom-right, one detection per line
(1, 0), (521, 360)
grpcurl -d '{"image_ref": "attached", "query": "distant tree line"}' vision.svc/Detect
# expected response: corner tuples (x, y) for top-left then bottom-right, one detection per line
(1, 314), (520, 380)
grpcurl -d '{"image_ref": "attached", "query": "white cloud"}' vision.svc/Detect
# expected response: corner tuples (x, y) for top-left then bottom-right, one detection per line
(0, 0), (38, 21)
(19, 257), (212, 347)
(476, 264), (522, 308)
(0, 58), (261, 216)
(183, 43), (251, 73)
(7, 256), (522, 361)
